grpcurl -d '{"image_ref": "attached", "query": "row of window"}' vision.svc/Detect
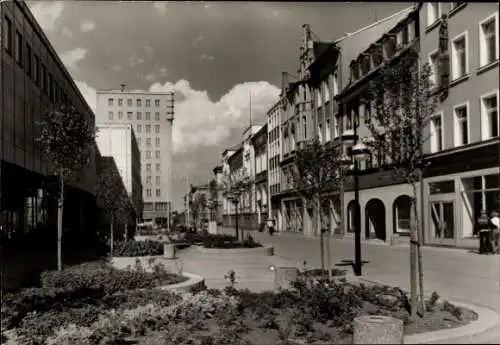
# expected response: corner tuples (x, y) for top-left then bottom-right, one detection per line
(429, 12), (498, 84)
(143, 202), (169, 212)
(3, 15), (71, 106)
(108, 111), (165, 122)
(268, 127), (280, 143)
(144, 188), (162, 197)
(141, 150), (162, 160)
(128, 124), (161, 134)
(350, 17), (417, 82)
(143, 163), (162, 173)
(108, 98), (166, 108)
(145, 175), (162, 185)
(429, 91), (499, 152)
(137, 137), (161, 147)
(427, 2), (465, 28)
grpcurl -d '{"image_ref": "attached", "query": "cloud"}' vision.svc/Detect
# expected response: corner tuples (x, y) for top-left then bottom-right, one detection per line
(62, 27), (73, 38)
(144, 73), (156, 82)
(143, 43), (154, 57)
(128, 56), (146, 67)
(112, 65), (124, 72)
(192, 35), (204, 45)
(80, 20), (96, 32)
(200, 53), (215, 62)
(159, 67), (168, 76)
(148, 79), (280, 153)
(153, 2), (168, 15)
(29, 1), (64, 31)
(60, 47), (88, 69)
(75, 80), (97, 112)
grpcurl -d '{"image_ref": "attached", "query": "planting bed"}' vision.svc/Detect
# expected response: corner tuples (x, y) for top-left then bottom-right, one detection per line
(1, 270), (477, 345)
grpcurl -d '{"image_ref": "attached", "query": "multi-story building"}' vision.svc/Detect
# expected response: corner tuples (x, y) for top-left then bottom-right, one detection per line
(275, 8), (414, 237)
(212, 165), (223, 223)
(418, 2), (499, 248)
(95, 123), (143, 222)
(267, 97), (283, 229)
(240, 125), (262, 229)
(221, 145), (239, 220)
(337, 7), (420, 243)
(95, 88), (174, 223)
(1, 0), (98, 237)
(251, 124), (268, 226)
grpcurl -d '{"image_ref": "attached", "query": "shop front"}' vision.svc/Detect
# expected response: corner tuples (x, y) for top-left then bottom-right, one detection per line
(422, 140), (500, 248)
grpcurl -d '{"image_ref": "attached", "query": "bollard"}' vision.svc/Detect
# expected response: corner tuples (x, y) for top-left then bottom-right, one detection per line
(353, 315), (403, 344)
(274, 267), (299, 291)
(266, 245), (274, 256)
(163, 243), (177, 259)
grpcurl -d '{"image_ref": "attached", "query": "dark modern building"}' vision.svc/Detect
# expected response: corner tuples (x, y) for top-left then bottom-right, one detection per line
(1, 0), (98, 241)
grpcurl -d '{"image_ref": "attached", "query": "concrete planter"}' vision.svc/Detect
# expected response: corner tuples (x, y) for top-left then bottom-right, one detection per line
(110, 255), (205, 293)
(193, 244), (273, 255)
(164, 243), (176, 259)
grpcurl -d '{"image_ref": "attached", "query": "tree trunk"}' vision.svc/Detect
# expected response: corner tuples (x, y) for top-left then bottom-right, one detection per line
(110, 213), (114, 257)
(326, 200), (332, 281)
(409, 196), (418, 321)
(57, 178), (64, 271)
(412, 181), (425, 315)
(318, 196), (325, 274)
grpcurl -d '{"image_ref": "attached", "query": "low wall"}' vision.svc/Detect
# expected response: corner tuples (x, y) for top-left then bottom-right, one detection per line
(193, 244), (273, 255)
(134, 235), (166, 242)
(111, 255), (205, 293)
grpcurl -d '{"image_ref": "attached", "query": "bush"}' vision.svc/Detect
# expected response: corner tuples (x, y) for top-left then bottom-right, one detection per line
(40, 261), (186, 294)
(113, 240), (163, 257)
(200, 234), (262, 249)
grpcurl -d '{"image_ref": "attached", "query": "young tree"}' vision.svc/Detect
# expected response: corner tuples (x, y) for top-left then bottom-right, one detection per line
(36, 104), (96, 270)
(288, 137), (344, 276)
(222, 168), (252, 240)
(364, 48), (438, 318)
(190, 193), (208, 229)
(96, 163), (133, 256)
(207, 179), (220, 222)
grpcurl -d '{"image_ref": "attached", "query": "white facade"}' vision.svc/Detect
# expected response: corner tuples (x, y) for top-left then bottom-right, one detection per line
(267, 100), (282, 221)
(96, 89), (174, 221)
(95, 124), (142, 215)
(241, 125), (262, 214)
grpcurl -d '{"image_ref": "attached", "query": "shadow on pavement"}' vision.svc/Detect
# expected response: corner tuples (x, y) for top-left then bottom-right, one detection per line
(334, 259), (370, 274)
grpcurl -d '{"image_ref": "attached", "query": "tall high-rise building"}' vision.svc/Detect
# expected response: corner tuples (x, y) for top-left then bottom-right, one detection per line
(96, 89), (174, 222)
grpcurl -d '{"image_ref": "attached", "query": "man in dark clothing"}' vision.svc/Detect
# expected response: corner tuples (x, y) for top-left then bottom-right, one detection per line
(478, 210), (492, 254)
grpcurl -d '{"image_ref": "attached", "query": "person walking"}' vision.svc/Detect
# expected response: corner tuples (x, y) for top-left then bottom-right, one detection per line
(490, 211), (499, 253)
(478, 210), (492, 254)
(267, 218), (275, 236)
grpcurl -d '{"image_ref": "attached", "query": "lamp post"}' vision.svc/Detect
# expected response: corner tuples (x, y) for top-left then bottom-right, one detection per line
(340, 129), (370, 276)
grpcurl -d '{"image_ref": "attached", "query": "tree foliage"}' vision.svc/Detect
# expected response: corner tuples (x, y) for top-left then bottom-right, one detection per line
(36, 104), (96, 184)
(289, 137), (344, 208)
(96, 163), (132, 225)
(364, 48), (438, 184)
(190, 193), (208, 227)
(222, 168), (252, 202)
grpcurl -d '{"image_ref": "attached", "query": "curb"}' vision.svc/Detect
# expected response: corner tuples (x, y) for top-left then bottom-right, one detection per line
(158, 272), (206, 293)
(356, 277), (500, 344)
(110, 256), (206, 293)
(193, 244), (273, 255)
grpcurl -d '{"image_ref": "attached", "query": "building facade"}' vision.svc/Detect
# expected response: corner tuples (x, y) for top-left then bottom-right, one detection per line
(95, 89), (174, 222)
(419, 2), (499, 248)
(95, 123), (143, 220)
(267, 97), (283, 229)
(251, 124), (268, 226)
(274, 8), (414, 237)
(337, 7), (420, 244)
(1, 0), (98, 238)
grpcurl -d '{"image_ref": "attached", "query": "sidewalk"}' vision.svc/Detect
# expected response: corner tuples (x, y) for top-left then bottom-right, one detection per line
(218, 227), (500, 343)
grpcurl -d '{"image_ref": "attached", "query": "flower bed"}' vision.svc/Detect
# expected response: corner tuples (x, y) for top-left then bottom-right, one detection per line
(2, 273), (478, 345)
(113, 239), (163, 257)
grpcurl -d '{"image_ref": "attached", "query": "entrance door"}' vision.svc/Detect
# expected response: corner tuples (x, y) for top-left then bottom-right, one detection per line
(429, 200), (455, 245)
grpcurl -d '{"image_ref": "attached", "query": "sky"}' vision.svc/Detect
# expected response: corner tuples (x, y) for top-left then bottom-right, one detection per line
(27, 1), (410, 211)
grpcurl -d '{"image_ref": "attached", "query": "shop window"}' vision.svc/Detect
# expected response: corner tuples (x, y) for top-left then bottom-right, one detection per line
(460, 174), (500, 238)
(429, 180), (455, 194)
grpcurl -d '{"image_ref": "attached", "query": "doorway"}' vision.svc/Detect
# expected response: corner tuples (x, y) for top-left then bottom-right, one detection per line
(429, 200), (455, 245)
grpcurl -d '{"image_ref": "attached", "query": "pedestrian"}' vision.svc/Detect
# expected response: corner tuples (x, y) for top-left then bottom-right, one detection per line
(267, 218), (275, 236)
(477, 210), (492, 254)
(490, 211), (499, 253)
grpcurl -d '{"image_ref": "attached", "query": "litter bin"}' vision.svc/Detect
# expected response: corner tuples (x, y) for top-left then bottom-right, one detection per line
(353, 315), (403, 344)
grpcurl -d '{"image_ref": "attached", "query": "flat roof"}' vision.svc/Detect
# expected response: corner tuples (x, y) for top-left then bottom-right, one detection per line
(97, 89), (174, 96)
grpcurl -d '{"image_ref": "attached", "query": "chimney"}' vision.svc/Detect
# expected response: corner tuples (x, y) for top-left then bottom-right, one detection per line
(120, 83), (127, 92)
(281, 72), (289, 95)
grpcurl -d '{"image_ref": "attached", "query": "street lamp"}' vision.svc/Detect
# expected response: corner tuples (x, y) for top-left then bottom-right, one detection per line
(340, 128), (370, 276)
(227, 190), (242, 241)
